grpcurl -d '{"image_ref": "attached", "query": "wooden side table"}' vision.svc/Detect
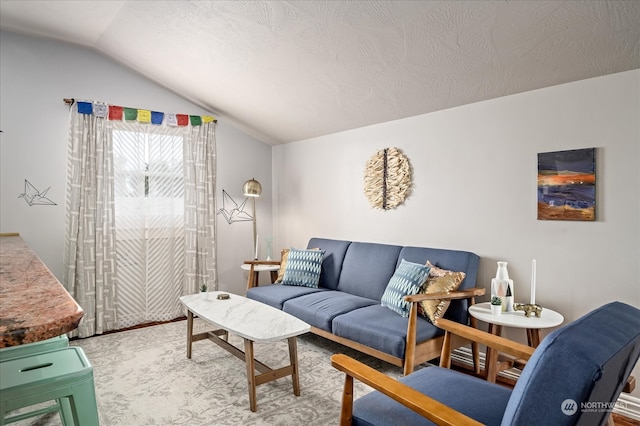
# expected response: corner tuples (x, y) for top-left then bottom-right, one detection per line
(468, 302), (564, 383)
(241, 262), (280, 288)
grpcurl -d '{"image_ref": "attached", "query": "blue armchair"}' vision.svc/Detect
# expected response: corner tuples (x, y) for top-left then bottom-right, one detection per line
(331, 301), (640, 425)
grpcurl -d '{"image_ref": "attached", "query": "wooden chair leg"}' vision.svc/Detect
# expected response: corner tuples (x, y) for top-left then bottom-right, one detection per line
(340, 374), (354, 426)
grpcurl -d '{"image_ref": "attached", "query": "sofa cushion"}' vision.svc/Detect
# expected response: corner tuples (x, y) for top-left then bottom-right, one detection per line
(307, 238), (352, 290)
(283, 291), (377, 332)
(275, 248), (290, 283)
(332, 305), (442, 358)
(418, 261), (466, 323)
(246, 285), (325, 310)
(275, 247), (321, 283)
(381, 259), (431, 317)
(397, 246), (480, 324)
(352, 366), (511, 426)
(337, 242), (402, 301)
(281, 248), (325, 288)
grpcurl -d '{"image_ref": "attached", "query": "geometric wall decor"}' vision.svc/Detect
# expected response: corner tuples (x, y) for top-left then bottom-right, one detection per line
(216, 189), (253, 224)
(18, 179), (57, 206)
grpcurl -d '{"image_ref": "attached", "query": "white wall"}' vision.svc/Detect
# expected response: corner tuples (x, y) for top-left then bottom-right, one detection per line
(0, 31), (272, 296)
(274, 70), (640, 395)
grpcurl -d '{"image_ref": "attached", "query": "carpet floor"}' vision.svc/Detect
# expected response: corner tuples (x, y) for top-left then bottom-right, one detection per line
(9, 318), (408, 425)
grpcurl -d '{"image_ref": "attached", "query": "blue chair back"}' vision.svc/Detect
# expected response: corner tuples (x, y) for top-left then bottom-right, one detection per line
(502, 301), (640, 426)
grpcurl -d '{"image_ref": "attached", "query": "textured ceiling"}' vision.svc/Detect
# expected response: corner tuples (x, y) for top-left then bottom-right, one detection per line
(1, 1), (639, 145)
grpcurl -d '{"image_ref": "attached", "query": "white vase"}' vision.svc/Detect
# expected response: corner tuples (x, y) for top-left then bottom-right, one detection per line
(492, 261), (514, 312)
(496, 261), (509, 280)
(491, 304), (502, 315)
(200, 291), (207, 300)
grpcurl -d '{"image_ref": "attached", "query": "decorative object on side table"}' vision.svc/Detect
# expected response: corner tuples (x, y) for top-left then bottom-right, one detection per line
(265, 236), (273, 261)
(199, 283), (208, 299)
(514, 303), (543, 318)
(491, 261), (514, 312)
(490, 297), (502, 315)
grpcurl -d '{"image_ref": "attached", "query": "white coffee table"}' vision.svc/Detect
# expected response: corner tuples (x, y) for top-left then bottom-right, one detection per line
(468, 302), (564, 382)
(180, 291), (310, 412)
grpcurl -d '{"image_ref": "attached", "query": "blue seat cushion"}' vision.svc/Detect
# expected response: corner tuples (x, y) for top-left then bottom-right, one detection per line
(246, 285), (324, 310)
(332, 305), (442, 358)
(353, 366), (511, 426)
(283, 291), (377, 332)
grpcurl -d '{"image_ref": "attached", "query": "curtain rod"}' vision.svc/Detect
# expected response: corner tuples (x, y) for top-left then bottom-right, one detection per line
(62, 98), (217, 123)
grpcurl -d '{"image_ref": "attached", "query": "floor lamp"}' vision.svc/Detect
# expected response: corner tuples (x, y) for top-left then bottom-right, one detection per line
(243, 178), (262, 259)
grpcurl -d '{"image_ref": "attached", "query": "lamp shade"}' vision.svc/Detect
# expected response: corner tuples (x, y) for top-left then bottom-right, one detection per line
(243, 178), (262, 197)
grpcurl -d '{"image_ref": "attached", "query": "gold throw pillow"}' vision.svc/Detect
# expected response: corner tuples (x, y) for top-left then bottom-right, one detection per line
(418, 260), (466, 323)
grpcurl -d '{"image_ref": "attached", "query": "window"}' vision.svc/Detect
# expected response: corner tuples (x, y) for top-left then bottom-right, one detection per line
(112, 123), (186, 327)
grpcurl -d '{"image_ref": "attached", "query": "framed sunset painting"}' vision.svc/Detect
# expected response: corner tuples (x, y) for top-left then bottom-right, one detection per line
(537, 148), (596, 221)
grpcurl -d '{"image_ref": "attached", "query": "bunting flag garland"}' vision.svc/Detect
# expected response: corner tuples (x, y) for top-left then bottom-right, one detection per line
(165, 113), (177, 126)
(109, 105), (123, 120)
(151, 111), (164, 125)
(77, 101), (92, 114)
(137, 109), (151, 123)
(124, 107), (137, 121)
(176, 114), (188, 126)
(94, 103), (108, 118)
(73, 99), (216, 127)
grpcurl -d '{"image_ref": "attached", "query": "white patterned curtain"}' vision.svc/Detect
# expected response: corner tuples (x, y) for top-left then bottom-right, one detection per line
(65, 102), (217, 337)
(64, 108), (118, 337)
(184, 123), (217, 294)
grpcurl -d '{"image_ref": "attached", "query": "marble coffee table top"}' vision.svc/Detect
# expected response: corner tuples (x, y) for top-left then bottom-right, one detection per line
(180, 291), (310, 343)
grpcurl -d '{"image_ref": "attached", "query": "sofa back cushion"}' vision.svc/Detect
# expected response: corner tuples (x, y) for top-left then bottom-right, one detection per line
(337, 242), (402, 301)
(307, 238), (351, 290)
(397, 246), (480, 323)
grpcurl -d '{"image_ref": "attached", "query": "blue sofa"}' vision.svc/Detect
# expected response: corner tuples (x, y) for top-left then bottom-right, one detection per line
(246, 237), (484, 374)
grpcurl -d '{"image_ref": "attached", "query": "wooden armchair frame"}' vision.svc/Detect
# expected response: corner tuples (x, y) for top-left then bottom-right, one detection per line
(331, 318), (535, 426)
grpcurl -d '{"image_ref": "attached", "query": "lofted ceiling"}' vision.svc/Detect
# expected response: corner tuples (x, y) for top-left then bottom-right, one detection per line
(1, 0), (639, 145)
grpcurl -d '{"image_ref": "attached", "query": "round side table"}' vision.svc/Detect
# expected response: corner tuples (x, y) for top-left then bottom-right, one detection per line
(241, 263), (280, 288)
(468, 302), (564, 382)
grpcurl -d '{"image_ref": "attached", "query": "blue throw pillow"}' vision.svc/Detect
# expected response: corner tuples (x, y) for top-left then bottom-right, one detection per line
(281, 248), (326, 288)
(381, 259), (431, 317)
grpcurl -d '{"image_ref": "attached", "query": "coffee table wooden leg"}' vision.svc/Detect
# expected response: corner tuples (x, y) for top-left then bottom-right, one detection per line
(288, 337), (301, 396)
(244, 339), (258, 412)
(186, 310), (194, 359)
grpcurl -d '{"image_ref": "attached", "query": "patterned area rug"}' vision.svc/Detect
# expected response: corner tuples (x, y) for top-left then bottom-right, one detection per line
(11, 319), (410, 425)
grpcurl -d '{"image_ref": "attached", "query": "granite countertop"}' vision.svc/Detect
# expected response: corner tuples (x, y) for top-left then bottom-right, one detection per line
(0, 235), (84, 347)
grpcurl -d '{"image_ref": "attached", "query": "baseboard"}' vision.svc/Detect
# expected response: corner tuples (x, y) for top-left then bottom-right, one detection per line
(451, 347), (640, 421)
